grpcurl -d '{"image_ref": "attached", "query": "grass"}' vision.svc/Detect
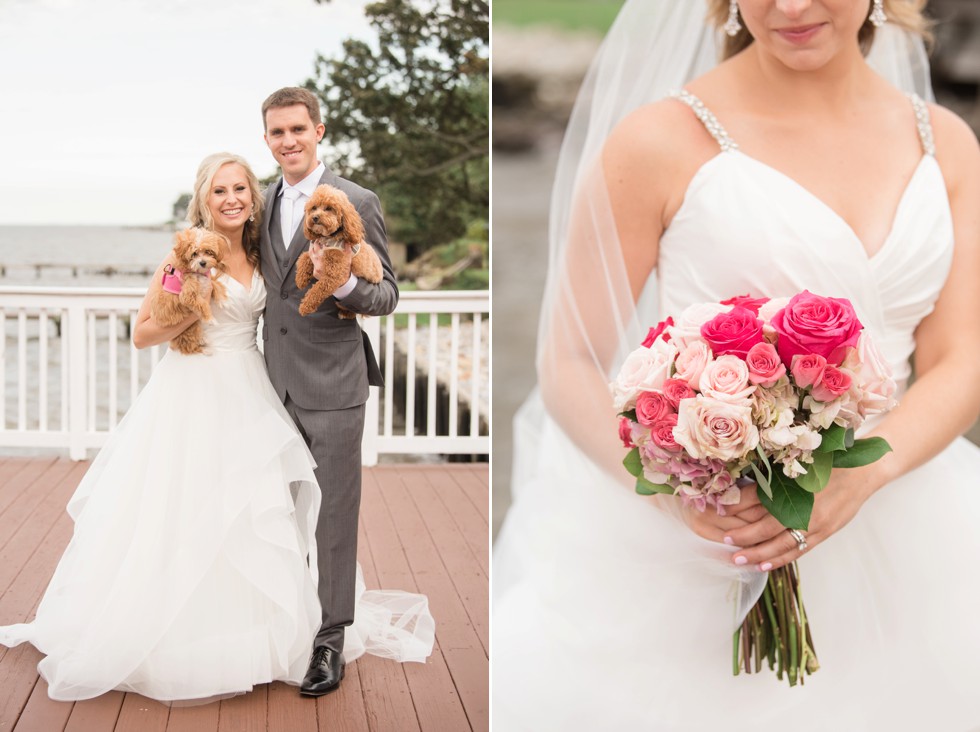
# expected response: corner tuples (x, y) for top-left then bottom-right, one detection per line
(493, 0), (625, 34)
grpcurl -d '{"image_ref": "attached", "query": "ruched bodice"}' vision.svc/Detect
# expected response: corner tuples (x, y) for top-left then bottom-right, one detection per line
(658, 94), (954, 392)
(202, 270), (265, 353)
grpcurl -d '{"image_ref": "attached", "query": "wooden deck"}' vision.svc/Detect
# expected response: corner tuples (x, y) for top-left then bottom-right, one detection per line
(0, 459), (488, 732)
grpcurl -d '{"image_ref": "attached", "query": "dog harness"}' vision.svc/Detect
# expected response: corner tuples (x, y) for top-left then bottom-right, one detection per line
(161, 264), (184, 294)
(161, 265), (211, 294)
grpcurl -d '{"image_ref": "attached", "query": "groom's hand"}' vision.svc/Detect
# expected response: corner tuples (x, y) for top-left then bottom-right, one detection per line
(311, 241), (354, 281)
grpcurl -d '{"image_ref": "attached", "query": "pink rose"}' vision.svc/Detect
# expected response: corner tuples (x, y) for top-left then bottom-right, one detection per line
(650, 414), (681, 451)
(791, 353), (827, 389)
(771, 290), (863, 366)
(674, 395), (759, 462)
(699, 306), (765, 359)
(673, 341), (713, 390)
(635, 390), (674, 427)
(744, 341), (786, 386)
(662, 378), (696, 408)
(642, 317), (674, 348)
(720, 294), (770, 315)
(811, 365), (853, 402)
(619, 417), (635, 448)
(699, 355), (755, 403)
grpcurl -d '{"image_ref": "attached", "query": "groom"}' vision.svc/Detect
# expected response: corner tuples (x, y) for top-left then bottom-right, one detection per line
(259, 86), (398, 695)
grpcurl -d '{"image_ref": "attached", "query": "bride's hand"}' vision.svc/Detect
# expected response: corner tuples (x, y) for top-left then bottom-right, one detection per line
(680, 483), (770, 543)
(722, 470), (878, 571)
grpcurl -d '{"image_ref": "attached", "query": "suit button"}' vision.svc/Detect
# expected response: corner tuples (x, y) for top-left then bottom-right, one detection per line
(280, 292), (288, 299)
(280, 327), (287, 335)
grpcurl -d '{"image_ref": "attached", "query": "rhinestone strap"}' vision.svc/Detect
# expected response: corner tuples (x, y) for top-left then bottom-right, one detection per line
(669, 89), (739, 152)
(909, 93), (935, 156)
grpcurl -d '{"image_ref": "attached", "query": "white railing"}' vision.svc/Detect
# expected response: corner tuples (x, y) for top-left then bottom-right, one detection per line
(0, 287), (489, 464)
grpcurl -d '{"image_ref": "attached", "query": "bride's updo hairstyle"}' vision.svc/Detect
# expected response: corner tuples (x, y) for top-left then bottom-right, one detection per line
(708, 0), (932, 60)
(187, 152), (265, 268)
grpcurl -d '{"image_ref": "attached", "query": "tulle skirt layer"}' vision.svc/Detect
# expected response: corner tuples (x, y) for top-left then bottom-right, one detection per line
(0, 347), (434, 702)
(493, 394), (980, 731)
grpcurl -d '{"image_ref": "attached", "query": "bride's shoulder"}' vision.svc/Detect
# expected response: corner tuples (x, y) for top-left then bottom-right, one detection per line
(928, 103), (980, 191)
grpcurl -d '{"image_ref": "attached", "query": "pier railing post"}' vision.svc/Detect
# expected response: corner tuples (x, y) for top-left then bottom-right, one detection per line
(67, 302), (87, 460)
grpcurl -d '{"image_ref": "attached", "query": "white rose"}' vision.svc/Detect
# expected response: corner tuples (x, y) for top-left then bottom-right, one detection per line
(611, 339), (677, 411)
(758, 296), (791, 324)
(841, 332), (897, 417)
(668, 302), (731, 349)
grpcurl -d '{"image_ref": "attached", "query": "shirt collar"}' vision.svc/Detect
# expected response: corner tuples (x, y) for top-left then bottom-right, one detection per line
(279, 162), (325, 199)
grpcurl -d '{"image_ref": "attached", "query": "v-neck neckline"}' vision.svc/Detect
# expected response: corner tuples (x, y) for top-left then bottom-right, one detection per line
(733, 151), (931, 262)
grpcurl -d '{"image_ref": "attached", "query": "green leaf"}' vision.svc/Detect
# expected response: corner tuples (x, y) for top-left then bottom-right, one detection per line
(635, 475), (674, 496)
(620, 410), (637, 422)
(758, 469), (814, 530)
(796, 450), (833, 493)
(623, 447), (643, 477)
(833, 437), (892, 468)
(844, 428), (855, 448)
(816, 424), (847, 453)
(747, 460), (773, 500)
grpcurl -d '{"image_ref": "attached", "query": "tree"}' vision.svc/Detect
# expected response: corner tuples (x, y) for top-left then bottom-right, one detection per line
(309, 0), (488, 254)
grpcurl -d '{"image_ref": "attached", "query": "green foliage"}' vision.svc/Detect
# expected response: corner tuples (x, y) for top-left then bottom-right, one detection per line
(309, 0), (489, 252)
(493, 0), (624, 33)
(758, 469), (814, 531)
(832, 437), (892, 468)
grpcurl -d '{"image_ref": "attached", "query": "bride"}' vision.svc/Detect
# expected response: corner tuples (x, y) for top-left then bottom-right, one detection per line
(0, 152), (434, 703)
(493, 1), (980, 729)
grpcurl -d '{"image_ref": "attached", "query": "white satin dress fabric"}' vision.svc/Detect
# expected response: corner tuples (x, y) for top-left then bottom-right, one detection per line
(0, 271), (434, 702)
(493, 98), (980, 731)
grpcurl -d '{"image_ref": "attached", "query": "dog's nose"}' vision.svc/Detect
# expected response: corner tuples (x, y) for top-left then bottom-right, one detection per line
(312, 215), (319, 223)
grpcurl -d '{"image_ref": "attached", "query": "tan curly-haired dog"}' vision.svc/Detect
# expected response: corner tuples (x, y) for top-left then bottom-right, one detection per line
(151, 228), (228, 355)
(295, 184), (383, 318)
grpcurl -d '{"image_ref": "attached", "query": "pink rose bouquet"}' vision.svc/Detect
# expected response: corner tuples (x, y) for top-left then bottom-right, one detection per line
(611, 290), (896, 686)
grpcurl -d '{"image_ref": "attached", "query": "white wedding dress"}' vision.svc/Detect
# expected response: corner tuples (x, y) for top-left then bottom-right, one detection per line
(0, 270), (434, 702)
(493, 97), (980, 730)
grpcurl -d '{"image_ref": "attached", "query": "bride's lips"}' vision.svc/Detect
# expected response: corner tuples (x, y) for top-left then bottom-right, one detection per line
(776, 23), (825, 44)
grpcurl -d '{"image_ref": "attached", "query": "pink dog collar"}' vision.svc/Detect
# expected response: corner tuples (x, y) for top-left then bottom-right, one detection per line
(161, 265), (183, 294)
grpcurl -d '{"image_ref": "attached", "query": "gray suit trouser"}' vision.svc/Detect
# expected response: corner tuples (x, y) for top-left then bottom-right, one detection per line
(284, 396), (365, 652)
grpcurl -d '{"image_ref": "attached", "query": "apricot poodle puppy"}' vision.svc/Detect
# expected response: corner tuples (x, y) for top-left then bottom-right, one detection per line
(295, 184), (383, 318)
(151, 228), (227, 355)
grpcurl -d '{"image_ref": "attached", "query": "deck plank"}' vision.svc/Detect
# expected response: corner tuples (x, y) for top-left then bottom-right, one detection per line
(362, 469), (471, 732)
(13, 677), (73, 732)
(64, 693), (124, 732)
(372, 466), (489, 732)
(0, 462), (487, 732)
(400, 468), (488, 652)
(425, 468), (489, 577)
(447, 465), (489, 523)
(114, 695), (169, 732)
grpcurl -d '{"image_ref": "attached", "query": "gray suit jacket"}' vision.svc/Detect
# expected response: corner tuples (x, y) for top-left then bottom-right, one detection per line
(260, 167), (399, 411)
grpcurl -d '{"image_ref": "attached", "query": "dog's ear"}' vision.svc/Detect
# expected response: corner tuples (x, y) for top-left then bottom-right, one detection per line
(338, 193), (365, 246)
(173, 229), (195, 263)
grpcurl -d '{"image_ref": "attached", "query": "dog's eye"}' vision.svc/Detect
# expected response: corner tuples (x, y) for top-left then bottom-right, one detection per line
(204, 249), (215, 257)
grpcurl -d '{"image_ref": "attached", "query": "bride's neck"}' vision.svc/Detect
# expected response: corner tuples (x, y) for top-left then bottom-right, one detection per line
(741, 43), (873, 114)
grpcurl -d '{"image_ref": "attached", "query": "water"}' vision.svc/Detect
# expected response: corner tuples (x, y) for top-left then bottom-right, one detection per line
(0, 225), (176, 287)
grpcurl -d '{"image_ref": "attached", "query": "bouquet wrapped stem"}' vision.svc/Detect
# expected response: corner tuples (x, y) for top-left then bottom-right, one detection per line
(734, 563), (819, 686)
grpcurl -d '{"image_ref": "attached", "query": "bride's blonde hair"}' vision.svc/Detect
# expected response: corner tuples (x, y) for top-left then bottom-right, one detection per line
(707, 0), (932, 59)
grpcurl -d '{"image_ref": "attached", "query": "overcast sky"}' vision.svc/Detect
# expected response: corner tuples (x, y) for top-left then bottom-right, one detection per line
(0, 0), (372, 225)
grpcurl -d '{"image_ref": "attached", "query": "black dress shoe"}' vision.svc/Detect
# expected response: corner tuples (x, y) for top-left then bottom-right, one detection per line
(300, 646), (345, 697)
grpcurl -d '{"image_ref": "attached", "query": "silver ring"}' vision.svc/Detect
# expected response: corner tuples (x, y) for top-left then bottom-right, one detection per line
(788, 528), (807, 552)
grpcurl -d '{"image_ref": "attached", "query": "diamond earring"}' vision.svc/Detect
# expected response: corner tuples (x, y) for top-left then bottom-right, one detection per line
(249, 208), (255, 222)
(869, 0), (886, 27)
(724, 0), (742, 37)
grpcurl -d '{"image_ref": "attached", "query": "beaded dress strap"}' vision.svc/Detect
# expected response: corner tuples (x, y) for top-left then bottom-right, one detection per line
(909, 93), (935, 156)
(669, 89), (739, 152)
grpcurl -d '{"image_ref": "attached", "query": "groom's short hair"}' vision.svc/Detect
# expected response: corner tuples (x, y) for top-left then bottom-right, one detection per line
(261, 87), (322, 130)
